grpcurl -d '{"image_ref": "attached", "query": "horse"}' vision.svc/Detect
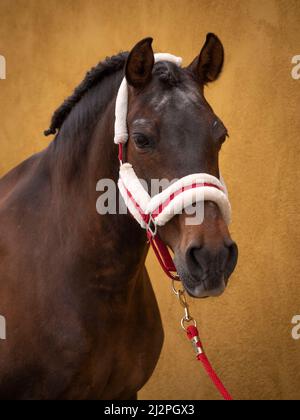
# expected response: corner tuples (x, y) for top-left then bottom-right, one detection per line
(0, 34), (238, 400)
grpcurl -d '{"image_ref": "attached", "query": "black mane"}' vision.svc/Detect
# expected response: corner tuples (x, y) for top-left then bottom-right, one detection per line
(44, 52), (185, 138)
(44, 52), (129, 137)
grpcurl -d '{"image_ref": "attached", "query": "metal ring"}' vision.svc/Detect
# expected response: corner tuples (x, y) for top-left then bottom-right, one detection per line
(181, 317), (197, 331)
(146, 214), (157, 237)
(172, 280), (185, 296)
(178, 290), (188, 308)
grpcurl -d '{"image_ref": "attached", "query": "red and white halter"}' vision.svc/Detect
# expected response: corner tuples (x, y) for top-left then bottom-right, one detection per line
(114, 53), (232, 279)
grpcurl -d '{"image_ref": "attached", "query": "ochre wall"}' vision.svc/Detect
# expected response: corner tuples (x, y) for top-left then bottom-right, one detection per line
(1, 0), (300, 400)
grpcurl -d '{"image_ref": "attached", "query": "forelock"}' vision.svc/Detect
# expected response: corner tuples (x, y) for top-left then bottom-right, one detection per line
(153, 61), (183, 87)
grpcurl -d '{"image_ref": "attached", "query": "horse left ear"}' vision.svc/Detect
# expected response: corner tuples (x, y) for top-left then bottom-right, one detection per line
(125, 37), (154, 89)
(187, 33), (224, 84)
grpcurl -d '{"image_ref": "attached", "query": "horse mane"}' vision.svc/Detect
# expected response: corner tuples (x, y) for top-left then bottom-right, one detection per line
(44, 52), (183, 138)
(44, 52), (129, 137)
(43, 51), (185, 181)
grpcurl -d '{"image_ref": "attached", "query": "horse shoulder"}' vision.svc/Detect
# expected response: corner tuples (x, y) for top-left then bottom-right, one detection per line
(0, 152), (45, 205)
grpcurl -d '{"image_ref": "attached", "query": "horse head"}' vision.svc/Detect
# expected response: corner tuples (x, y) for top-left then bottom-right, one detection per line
(123, 36), (238, 298)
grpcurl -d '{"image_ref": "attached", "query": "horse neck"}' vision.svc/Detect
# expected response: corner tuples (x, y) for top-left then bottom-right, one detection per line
(48, 76), (148, 289)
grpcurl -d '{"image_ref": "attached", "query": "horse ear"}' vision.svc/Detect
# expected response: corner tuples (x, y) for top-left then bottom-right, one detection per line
(187, 33), (224, 84)
(125, 37), (154, 88)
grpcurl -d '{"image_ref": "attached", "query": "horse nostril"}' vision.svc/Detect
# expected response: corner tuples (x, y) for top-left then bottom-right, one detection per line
(186, 245), (205, 278)
(225, 241), (238, 276)
(185, 240), (238, 281)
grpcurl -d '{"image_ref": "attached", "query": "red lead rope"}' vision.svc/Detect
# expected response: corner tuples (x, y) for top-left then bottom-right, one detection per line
(186, 325), (233, 401)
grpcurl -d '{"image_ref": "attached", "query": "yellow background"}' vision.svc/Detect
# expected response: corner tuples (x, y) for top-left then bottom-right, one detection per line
(1, 0), (300, 400)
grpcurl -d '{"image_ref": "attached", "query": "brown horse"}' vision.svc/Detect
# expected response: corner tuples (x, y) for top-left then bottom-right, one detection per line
(0, 35), (238, 400)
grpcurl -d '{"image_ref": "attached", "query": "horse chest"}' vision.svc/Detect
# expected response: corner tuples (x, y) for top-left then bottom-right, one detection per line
(83, 331), (158, 399)
(57, 280), (163, 400)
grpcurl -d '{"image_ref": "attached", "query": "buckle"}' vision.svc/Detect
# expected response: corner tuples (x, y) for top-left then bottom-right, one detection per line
(146, 214), (157, 237)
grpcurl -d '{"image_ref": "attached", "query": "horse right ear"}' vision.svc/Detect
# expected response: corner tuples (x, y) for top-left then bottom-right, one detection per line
(187, 33), (224, 85)
(125, 38), (154, 89)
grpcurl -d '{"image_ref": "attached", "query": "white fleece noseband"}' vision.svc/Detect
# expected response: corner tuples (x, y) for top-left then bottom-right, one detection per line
(114, 53), (231, 230)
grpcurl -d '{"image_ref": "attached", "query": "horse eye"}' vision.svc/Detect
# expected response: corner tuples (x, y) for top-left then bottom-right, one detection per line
(133, 133), (152, 149)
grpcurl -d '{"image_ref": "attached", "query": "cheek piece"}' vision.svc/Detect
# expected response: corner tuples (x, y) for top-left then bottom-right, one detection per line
(114, 53), (232, 280)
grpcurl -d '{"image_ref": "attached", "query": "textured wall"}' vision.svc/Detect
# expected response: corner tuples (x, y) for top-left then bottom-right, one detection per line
(0, 0), (300, 400)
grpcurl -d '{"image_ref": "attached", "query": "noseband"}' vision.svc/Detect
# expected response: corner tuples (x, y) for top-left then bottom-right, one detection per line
(114, 53), (232, 279)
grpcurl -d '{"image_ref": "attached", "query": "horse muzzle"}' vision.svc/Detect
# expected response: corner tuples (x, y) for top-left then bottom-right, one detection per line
(171, 204), (238, 298)
(175, 240), (238, 298)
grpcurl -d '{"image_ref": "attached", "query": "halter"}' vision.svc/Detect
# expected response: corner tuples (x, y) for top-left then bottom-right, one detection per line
(114, 53), (232, 279)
